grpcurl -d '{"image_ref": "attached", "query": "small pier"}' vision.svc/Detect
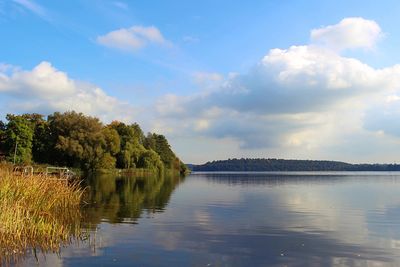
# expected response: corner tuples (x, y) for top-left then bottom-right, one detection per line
(12, 166), (77, 181)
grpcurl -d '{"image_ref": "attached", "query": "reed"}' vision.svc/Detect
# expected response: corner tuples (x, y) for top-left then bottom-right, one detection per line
(0, 168), (85, 265)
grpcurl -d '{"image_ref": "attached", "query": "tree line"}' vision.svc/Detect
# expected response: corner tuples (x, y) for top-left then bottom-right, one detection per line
(190, 158), (400, 172)
(0, 111), (187, 174)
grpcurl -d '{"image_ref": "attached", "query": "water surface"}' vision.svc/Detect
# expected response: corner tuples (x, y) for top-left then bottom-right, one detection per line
(18, 172), (400, 266)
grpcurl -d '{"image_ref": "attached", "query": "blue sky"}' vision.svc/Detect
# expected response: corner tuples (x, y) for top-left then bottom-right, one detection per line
(2, 0), (400, 163)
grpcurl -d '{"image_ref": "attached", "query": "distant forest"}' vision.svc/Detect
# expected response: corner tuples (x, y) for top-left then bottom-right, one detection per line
(0, 111), (187, 174)
(190, 158), (400, 172)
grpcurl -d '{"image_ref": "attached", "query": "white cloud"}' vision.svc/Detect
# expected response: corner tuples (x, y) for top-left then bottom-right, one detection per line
(0, 61), (76, 98)
(192, 72), (223, 84)
(311, 17), (383, 52)
(97, 25), (169, 51)
(194, 119), (210, 131)
(3, 17), (400, 164)
(155, 94), (187, 116)
(192, 72), (224, 90)
(0, 62), (136, 123)
(159, 45), (398, 119)
(364, 96), (400, 137)
(0, 63), (18, 73)
(153, 17), (400, 163)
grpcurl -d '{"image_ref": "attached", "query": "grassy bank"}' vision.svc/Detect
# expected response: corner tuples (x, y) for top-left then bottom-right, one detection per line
(0, 167), (85, 265)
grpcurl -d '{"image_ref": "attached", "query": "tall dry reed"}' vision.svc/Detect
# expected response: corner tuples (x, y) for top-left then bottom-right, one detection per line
(0, 168), (85, 265)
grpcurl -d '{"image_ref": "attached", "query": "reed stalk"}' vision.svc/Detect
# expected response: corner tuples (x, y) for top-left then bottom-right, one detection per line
(0, 168), (85, 265)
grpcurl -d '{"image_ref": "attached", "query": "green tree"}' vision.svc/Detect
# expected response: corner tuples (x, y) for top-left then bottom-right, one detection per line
(110, 121), (146, 169)
(146, 133), (176, 168)
(143, 132), (155, 150)
(102, 127), (121, 156)
(137, 149), (164, 173)
(131, 123), (145, 144)
(3, 114), (34, 164)
(95, 152), (117, 170)
(95, 127), (121, 169)
(48, 111), (106, 170)
(0, 111), (187, 173)
(144, 133), (188, 173)
(29, 115), (53, 164)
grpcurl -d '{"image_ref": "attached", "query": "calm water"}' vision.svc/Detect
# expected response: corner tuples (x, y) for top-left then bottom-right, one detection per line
(17, 172), (400, 266)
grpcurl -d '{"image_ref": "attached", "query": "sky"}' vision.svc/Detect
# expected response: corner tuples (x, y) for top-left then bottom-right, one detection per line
(2, 0), (400, 164)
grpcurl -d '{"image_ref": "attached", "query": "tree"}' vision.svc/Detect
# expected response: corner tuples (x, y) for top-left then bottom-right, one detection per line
(29, 115), (53, 164)
(131, 123), (145, 145)
(146, 133), (176, 168)
(137, 149), (164, 173)
(95, 152), (116, 170)
(102, 127), (121, 156)
(0, 111), (188, 174)
(48, 111), (105, 170)
(3, 114), (34, 164)
(144, 132), (155, 150)
(110, 121), (145, 169)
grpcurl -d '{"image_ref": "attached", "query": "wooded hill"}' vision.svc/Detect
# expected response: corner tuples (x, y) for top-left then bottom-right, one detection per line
(0, 111), (187, 174)
(190, 158), (400, 172)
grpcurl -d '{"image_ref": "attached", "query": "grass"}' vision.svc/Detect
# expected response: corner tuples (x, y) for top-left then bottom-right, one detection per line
(0, 165), (85, 265)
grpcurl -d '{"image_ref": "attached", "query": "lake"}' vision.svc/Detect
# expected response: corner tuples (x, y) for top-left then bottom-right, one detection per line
(17, 172), (400, 266)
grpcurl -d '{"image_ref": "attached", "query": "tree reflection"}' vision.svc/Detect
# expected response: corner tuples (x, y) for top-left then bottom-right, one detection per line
(82, 173), (185, 226)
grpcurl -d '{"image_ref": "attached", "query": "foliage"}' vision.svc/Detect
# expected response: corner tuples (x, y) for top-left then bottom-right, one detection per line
(32, 117), (52, 163)
(0, 112), (187, 174)
(3, 114), (35, 164)
(191, 158), (400, 171)
(137, 149), (164, 173)
(144, 133), (176, 168)
(180, 160), (189, 175)
(48, 111), (103, 169)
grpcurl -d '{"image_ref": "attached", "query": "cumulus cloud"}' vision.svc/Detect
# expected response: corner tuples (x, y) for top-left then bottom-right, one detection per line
(364, 96), (400, 137)
(3, 17), (399, 163)
(0, 61), (136, 122)
(97, 25), (169, 51)
(310, 17), (383, 52)
(153, 17), (400, 161)
(193, 72), (223, 84)
(192, 72), (224, 90)
(0, 61), (76, 98)
(158, 45), (398, 119)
